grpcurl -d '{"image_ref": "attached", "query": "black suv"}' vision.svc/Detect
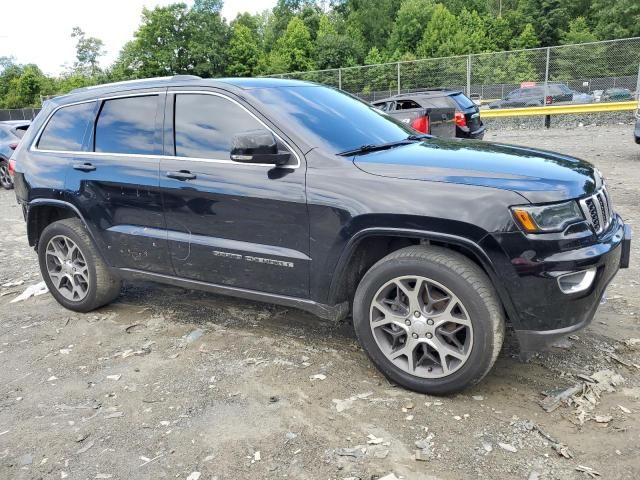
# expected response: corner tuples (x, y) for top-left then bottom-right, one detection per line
(373, 90), (485, 139)
(13, 77), (631, 394)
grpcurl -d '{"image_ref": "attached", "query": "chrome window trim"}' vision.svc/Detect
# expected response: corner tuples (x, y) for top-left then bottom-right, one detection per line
(30, 89), (301, 169)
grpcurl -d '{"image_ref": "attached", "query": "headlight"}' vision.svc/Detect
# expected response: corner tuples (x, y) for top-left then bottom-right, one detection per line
(511, 201), (584, 233)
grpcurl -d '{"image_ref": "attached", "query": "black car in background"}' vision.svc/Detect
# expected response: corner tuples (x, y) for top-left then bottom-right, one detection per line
(13, 76), (631, 394)
(488, 84), (575, 109)
(0, 120), (30, 189)
(373, 90), (485, 139)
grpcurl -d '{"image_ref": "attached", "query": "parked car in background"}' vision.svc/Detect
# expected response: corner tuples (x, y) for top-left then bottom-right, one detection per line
(371, 95), (456, 138)
(634, 107), (640, 144)
(373, 90), (485, 139)
(488, 84), (582, 109)
(13, 76), (631, 394)
(601, 88), (634, 102)
(0, 120), (30, 189)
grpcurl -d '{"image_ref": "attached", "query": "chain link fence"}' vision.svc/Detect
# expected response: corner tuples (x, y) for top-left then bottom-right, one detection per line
(270, 37), (640, 107)
(0, 108), (41, 121)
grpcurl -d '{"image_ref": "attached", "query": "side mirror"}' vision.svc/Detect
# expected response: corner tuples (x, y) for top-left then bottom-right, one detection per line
(230, 130), (291, 166)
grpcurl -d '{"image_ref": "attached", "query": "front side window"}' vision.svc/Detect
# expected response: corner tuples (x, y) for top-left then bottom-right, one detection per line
(37, 102), (95, 151)
(94, 96), (158, 155)
(174, 94), (269, 159)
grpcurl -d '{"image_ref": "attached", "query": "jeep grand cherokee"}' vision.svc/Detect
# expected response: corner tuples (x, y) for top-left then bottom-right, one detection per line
(12, 76), (631, 394)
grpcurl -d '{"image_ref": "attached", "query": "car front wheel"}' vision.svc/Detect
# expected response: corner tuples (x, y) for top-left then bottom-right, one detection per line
(353, 245), (505, 395)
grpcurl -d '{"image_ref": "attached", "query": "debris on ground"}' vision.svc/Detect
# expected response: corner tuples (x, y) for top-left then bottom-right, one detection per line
(10, 281), (48, 303)
(378, 474), (400, 480)
(540, 369), (626, 424)
(310, 374), (326, 381)
(332, 392), (373, 412)
(186, 473), (201, 480)
(498, 442), (518, 453)
(415, 433), (435, 461)
(76, 440), (95, 454)
(2, 279), (24, 287)
(575, 465), (601, 477)
(184, 328), (205, 344)
(366, 434), (383, 445)
(335, 447), (366, 458)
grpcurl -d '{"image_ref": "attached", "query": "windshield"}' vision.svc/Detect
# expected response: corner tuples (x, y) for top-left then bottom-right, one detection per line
(450, 93), (475, 110)
(248, 85), (414, 154)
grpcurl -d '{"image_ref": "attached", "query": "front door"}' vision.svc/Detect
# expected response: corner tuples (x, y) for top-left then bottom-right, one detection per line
(160, 90), (309, 297)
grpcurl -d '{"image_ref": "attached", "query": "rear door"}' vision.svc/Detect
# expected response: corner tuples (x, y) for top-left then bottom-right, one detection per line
(159, 89), (310, 297)
(63, 91), (172, 274)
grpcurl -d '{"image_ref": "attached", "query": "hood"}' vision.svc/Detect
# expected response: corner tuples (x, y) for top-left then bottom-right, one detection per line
(353, 138), (601, 203)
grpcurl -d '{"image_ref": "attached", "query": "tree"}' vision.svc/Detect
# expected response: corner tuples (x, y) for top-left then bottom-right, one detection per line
(268, 16), (315, 73)
(590, 0), (640, 40)
(314, 15), (361, 69)
(417, 4), (459, 58)
(387, 0), (435, 57)
(510, 23), (539, 49)
(345, 0), (402, 52)
(71, 27), (105, 76)
(561, 17), (598, 45)
(227, 24), (262, 76)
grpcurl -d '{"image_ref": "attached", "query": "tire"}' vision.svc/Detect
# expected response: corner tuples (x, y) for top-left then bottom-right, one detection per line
(38, 218), (121, 312)
(0, 160), (13, 190)
(353, 245), (505, 395)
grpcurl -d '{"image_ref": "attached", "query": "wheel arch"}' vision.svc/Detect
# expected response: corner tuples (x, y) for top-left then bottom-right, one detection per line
(26, 200), (103, 258)
(328, 228), (516, 323)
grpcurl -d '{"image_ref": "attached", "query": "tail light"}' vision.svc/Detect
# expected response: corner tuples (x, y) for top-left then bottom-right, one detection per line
(8, 159), (16, 177)
(545, 96), (553, 105)
(410, 115), (430, 134)
(454, 112), (467, 127)
(9, 142), (18, 150)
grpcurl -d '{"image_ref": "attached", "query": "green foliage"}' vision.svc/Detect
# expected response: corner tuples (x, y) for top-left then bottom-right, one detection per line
(387, 0), (435, 57)
(510, 23), (540, 49)
(71, 27), (105, 76)
(268, 16), (315, 73)
(561, 17), (598, 45)
(227, 24), (262, 76)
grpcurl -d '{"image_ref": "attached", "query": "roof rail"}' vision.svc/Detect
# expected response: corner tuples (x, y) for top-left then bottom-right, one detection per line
(68, 75), (202, 95)
(172, 75), (202, 80)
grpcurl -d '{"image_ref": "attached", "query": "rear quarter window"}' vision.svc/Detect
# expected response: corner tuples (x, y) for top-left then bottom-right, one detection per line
(37, 102), (95, 151)
(450, 93), (475, 109)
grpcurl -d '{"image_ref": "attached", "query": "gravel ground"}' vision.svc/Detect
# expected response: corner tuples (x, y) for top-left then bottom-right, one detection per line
(0, 125), (639, 480)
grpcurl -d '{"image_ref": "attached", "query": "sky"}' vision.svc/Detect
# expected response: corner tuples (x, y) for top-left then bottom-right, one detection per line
(0, 0), (276, 76)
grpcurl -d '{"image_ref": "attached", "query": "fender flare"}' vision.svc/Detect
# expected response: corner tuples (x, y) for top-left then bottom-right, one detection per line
(328, 227), (519, 327)
(25, 199), (109, 264)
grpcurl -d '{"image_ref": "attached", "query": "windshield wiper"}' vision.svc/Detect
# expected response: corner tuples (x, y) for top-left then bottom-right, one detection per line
(338, 139), (416, 156)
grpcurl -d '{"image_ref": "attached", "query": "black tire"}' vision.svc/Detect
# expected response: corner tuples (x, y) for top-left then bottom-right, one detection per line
(38, 218), (121, 312)
(0, 160), (13, 190)
(353, 245), (505, 395)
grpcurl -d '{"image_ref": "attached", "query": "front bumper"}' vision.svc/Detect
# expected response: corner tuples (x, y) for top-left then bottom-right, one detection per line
(489, 218), (630, 352)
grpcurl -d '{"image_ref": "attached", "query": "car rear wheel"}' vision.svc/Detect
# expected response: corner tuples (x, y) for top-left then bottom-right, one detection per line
(0, 160), (13, 190)
(38, 218), (121, 312)
(353, 245), (505, 395)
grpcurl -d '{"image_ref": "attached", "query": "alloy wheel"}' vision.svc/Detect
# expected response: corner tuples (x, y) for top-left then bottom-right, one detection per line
(0, 163), (12, 189)
(369, 275), (473, 378)
(45, 235), (90, 301)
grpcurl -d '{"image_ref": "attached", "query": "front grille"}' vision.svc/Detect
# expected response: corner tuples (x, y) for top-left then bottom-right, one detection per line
(579, 186), (614, 234)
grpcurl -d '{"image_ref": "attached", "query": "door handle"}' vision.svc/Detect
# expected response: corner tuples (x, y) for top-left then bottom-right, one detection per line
(166, 170), (196, 181)
(73, 162), (96, 172)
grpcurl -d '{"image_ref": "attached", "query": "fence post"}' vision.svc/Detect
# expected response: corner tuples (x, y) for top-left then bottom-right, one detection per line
(467, 54), (472, 96)
(544, 47), (551, 128)
(397, 62), (401, 95)
(636, 63), (640, 104)
(338, 68), (342, 90)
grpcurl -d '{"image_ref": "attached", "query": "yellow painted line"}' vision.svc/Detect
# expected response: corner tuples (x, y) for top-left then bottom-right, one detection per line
(481, 101), (637, 118)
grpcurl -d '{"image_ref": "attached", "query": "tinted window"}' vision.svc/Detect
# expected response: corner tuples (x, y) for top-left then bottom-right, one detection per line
(14, 125), (29, 138)
(395, 99), (421, 110)
(450, 93), (475, 110)
(174, 94), (268, 159)
(249, 86), (414, 153)
(38, 102), (95, 151)
(95, 96), (158, 155)
(421, 96), (455, 109)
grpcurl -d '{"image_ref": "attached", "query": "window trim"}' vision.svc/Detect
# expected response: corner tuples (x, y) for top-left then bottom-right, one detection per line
(31, 90), (301, 169)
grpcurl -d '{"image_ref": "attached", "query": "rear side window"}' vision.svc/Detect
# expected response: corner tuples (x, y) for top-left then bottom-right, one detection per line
(394, 99), (421, 110)
(450, 93), (475, 110)
(421, 96), (455, 109)
(14, 126), (29, 138)
(174, 94), (268, 159)
(37, 102), (95, 151)
(94, 96), (158, 155)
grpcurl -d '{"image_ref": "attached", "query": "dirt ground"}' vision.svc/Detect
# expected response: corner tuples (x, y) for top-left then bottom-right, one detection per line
(0, 125), (639, 480)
